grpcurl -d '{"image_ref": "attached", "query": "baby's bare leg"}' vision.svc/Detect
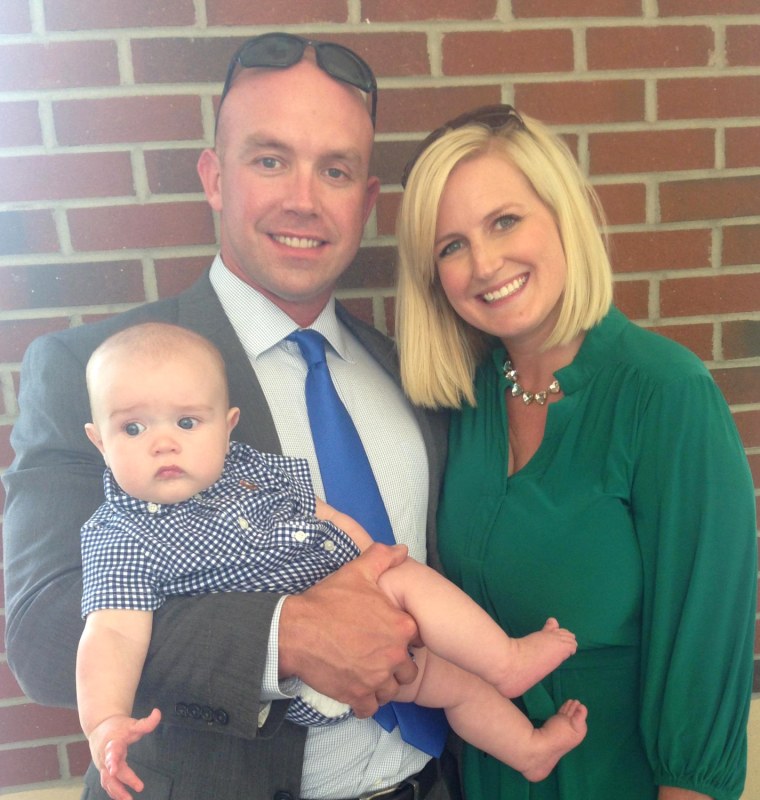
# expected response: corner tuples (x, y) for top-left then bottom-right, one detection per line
(398, 648), (587, 781)
(378, 559), (577, 697)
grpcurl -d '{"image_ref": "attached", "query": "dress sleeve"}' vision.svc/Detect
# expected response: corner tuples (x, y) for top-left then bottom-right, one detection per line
(632, 370), (757, 800)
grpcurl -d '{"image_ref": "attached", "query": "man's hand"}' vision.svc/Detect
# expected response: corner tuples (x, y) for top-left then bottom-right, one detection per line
(278, 543), (419, 717)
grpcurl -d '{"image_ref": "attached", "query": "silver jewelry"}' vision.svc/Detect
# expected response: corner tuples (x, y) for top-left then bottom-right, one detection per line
(502, 359), (561, 406)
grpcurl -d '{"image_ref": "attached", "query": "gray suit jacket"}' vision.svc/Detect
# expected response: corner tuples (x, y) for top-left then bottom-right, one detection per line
(2, 272), (451, 800)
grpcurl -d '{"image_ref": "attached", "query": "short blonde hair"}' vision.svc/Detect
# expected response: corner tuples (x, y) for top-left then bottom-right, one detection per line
(396, 114), (612, 409)
(86, 323), (229, 415)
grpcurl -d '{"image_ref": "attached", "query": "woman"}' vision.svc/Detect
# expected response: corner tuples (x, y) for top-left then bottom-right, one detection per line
(395, 105), (757, 800)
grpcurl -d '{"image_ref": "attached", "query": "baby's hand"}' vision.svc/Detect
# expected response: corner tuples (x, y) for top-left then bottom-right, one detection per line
(88, 708), (162, 800)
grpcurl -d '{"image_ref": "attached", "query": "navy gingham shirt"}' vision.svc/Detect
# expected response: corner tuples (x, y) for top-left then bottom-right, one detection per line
(81, 441), (360, 618)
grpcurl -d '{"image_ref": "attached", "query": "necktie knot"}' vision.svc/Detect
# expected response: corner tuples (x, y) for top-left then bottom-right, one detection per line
(288, 329), (328, 369)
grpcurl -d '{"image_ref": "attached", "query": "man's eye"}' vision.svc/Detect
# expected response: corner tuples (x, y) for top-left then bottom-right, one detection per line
(178, 417), (197, 430)
(124, 422), (145, 436)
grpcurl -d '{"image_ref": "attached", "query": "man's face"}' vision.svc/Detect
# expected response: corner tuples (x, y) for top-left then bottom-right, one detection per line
(198, 58), (380, 327)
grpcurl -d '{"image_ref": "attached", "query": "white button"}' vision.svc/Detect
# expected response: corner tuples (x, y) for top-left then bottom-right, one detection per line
(293, 530), (308, 543)
(323, 540), (336, 552)
(238, 517), (250, 530)
(147, 503), (159, 513)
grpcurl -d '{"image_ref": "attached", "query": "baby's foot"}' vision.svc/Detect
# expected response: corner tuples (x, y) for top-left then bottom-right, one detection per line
(521, 699), (588, 783)
(494, 618), (578, 698)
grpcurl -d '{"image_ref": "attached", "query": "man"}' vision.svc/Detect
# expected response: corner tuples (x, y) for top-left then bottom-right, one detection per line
(2, 35), (456, 800)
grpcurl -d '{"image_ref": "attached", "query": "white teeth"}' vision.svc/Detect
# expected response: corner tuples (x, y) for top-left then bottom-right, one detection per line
(272, 235), (322, 249)
(483, 275), (527, 303)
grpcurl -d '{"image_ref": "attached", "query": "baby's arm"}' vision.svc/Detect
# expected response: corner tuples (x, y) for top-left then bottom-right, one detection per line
(314, 498), (375, 552)
(76, 608), (160, 800)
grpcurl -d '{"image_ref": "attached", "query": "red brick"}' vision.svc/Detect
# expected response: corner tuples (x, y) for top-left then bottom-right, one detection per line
(649, 323), (713, 361)
(155, 256), (211, 298)
(723, 320), (760, 361)
(659, 0), (760, 13)
(712, 366), (759, 407)
(339, 33), (431, 79)
(658, 76), (760, 120)
(612, 280), (649, 320)
(589, 129), (715, 175)
(206, 0), (348, 25)
(723, 224), (760, 266)
(660, 175), (760, 222)
(660, 273), (760, 317)
(609, 230), (711, 274)
(343, 246), (395, 290)
(132, 36), (239, 85)
(0, 745), (61, 788)
(0, 663), (23, 700)
(379, 86), (500, 134)
(733, 409), (760, 449)
(0, 41), (118, 92)
(0, 0), (31, 33)
(587, 26), (713, 70)
(513, 0), (641, 15)
(145, 148), (204, 194)
(727, 25), (760, 66)
(0, 211), (59, 256)
(362, 0), (496, 20)
(44, 0), (195, 30)
(67, 202), (215, 251)
(0, 153), (134, 203)
(338, 297), (375, 327)
(0, 102), (42, 147)
(0, 703), (81, 746)
(746, 453), (760, 486)
(66, 738), (92, 777)
(384, 296), (396, 338)
(726, 126), (760, 169)
(54, 96), (203, 146)
(443, 30), (573, 75)
(516, 80), (646, 125)
(595, 183), (647, 226)
(0, 318), (70, 362)
(371, 140), (420, 187)
(376, 192), (400, 237)
(0, 261), (146, 311)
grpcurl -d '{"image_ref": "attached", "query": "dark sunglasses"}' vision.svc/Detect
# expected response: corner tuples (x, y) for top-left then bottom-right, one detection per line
(400, 104), (526, 187)
(216, 33), (378, 130)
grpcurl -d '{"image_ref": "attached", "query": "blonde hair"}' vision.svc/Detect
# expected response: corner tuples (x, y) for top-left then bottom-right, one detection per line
(396, 114), (612, 409)
(86, 323), (230, 414)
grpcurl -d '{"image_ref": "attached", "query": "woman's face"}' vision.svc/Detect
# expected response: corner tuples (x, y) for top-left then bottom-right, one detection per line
(434, 151), (568, 353)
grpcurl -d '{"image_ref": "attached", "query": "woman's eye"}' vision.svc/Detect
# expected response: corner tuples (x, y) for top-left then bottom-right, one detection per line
(495, 214), (519, 230)
(124, 422), (145, 436)
(177, 417), (197, 430)
(438, 240), (463, 259)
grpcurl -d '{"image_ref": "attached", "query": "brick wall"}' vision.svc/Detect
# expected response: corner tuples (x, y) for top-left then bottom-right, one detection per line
(1, 0), (758, 793)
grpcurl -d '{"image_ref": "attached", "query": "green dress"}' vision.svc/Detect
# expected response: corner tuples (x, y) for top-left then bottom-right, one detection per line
(438, 308), (757, 800)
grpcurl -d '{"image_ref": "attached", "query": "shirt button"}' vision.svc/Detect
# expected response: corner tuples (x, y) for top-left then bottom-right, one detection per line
(147, 503), (159, 514)
(293, 530), (307, 543)
(238, 517), (250, 530)
(323, 540), (336, 552)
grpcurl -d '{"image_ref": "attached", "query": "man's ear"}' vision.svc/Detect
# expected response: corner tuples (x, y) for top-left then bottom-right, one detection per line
(197, 148), (223, 212)
(84, 422), (107, 462)
(363, 175), (381, 226)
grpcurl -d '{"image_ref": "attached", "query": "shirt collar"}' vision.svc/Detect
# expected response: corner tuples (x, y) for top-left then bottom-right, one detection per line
(209, 255), (355, 364)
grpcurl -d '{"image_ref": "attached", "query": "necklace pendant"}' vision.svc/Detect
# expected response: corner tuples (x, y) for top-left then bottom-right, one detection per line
(505, 368), (519, 383)
(548, 380), (561, 394)
(522, 392), (534, 406)
(534, 391), (548, 405)
(511, 383), (523, 398)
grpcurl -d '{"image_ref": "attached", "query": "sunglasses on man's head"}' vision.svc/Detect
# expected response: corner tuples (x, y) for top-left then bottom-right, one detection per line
(216, 33), (378, 130)
(400, 104), (526, 188)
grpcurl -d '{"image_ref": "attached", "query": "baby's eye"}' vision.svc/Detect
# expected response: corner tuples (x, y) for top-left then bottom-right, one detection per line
(124, 422), (145, 437)
(177, 417), (198, 430)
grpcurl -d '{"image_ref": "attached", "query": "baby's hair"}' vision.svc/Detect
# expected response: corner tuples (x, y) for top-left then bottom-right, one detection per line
(86, 323), (230, 410)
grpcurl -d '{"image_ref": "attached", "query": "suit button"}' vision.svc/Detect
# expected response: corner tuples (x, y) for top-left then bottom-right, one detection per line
(201, 705), (214, 722)
(175, 703), (188, 718)
(214, 708), (229, 725)
(273, 792), (294, 800)
(188, 703), (201, 719)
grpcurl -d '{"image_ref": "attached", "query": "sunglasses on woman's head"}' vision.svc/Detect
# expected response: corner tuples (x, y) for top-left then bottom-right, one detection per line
(400, 104), (526, 188)
(216, 33), (378, 130)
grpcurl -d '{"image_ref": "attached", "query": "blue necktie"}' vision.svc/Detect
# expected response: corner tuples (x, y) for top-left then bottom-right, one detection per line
(288, 329), (448, 757)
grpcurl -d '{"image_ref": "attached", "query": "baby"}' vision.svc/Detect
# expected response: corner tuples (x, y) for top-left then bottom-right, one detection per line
(76, 322), (587, 800)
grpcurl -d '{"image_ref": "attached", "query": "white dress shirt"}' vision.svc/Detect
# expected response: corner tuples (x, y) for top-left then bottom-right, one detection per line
(210, 257), (431, 798)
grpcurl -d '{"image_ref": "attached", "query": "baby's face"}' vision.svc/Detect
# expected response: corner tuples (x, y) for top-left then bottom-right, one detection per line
(86, 350), (238, 505)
